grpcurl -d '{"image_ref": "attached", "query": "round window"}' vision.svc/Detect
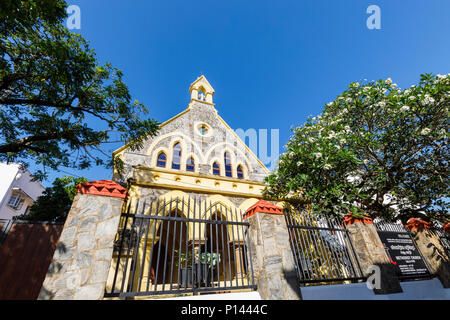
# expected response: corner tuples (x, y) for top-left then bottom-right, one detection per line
(199, 124), (208, 135)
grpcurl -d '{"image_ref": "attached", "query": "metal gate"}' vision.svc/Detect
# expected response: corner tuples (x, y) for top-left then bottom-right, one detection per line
(104, 197), (256, 298)
(285, 208), (365, 285)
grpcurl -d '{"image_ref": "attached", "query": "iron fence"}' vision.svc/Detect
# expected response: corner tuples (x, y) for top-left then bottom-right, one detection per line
(104, 197), (256, 298)
(285, 208), (365, 285)
(374, 219), (432, 281)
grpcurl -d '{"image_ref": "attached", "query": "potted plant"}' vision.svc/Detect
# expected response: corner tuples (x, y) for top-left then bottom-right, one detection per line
(175, 250), (194, 287)
(198, 252), (221, 286)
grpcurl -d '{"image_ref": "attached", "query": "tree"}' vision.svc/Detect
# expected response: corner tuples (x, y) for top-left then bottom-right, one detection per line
(0, 0), (159, 180)
(264, 74), (449, 223)
(18, 175), (88, 222)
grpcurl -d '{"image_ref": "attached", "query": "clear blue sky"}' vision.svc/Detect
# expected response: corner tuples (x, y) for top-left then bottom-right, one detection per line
(36, 0), (450, 186)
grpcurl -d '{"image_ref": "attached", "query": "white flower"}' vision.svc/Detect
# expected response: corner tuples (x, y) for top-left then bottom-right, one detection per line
(378, 101), (386, 108)
(404, 89), (411, 95)
(381, 88), (387, 94)
(420, 128), (431, 135)
(335, 145), (341, 150)
(363, 87), (370, 93)
(400, 106), (410, 112)
(409, 96), (416, 101)
(344, 125), (351, 133)
(308, 137), (316, 143)
(353, 82), (360, 88)
(340, 138), (346, 144)
(289, 152), (295, 159)
(314, 152), (322, 158)
(297, 161), (303, 167)
(392, 83), (398, 88)
(363, 159), (369, 165)
(327, 102), (333, 107)
(386, 78), (392, 84)
(323, 164), (332, 170)
(345, 98), (352, 103)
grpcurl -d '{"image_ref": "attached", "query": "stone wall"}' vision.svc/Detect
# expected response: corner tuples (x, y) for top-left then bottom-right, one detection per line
(38, 182), (125, 300)
(409, 228), (450, 288)
(247, 211), (301, 300)
(345, 221), (402, 294)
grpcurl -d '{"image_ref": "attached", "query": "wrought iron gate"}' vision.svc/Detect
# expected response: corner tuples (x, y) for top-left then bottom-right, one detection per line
(104, 197), (256, 298)
(285, 208), (365, 285)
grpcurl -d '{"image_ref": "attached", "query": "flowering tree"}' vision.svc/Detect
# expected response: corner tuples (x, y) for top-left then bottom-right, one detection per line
(264, 74), (449, 223)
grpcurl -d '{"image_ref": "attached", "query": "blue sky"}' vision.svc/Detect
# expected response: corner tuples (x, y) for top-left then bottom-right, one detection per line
(35, 0), (450, 186)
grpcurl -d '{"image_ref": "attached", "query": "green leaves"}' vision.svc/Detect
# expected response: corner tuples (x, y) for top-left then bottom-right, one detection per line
(264, 75), (449, 223)
(18, 175), (89, 222)
(0, 0), (159, 180)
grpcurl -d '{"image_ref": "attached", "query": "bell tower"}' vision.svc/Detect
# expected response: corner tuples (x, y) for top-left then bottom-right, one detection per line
(189, 75), (215, 104)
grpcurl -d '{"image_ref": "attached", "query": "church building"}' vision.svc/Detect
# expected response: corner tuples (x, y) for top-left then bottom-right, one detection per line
(112, 75), (269, 213)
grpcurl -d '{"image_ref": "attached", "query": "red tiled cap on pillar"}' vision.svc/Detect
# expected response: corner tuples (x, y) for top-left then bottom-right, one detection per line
(343, 213), (373, 226)
(243, 200), (283, 220)
(443, 223), (450, 233)
(76, 180), (128, 199)
(405, 218), (432, 231)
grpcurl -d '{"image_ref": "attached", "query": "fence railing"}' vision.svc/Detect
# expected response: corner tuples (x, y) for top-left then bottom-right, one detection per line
(284, 208), (365, 286)
(104, 197), (256, 298)
(374, 219), (432, 281)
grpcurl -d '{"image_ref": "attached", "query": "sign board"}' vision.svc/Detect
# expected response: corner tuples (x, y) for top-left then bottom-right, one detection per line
(377, 231), (430, 278)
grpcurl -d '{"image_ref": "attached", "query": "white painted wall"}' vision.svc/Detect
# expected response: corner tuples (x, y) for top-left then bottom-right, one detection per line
(160, 291), (262, 300)
(301, 278), (450, 300)
(0, 163), (45, 220)
(159, 279), (449, 300)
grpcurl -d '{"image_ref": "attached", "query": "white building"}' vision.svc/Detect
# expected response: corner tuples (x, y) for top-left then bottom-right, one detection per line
(0, 163), (45, 220)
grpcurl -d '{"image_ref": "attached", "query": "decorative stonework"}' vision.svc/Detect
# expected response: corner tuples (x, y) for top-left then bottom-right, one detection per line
(38, 186), (125, 300)
(76, 180), (128, 199)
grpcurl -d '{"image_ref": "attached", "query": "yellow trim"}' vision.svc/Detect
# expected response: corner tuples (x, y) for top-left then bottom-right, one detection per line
(112, 109), (191, 156)
(130, 181), (264, 199)
(133, 165), (265, 185)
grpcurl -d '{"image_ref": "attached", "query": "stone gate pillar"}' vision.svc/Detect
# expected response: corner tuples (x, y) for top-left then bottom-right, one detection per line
(405, 219), (450, 288)
(245, 200), (302, 300)
(343, 214), (403, 294)
(38, 180), (127, 300)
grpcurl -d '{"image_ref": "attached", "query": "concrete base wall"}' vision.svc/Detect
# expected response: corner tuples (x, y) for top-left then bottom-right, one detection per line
(301, 278), (450, 300)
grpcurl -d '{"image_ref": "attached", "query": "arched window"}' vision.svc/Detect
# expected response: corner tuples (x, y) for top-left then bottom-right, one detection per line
(224, 152), (232, 177)
(172, 143), (182, 170)
(186, 157), (195, 172)
(212, 162), (220, 176)
(156, 152), (167, 168)
(237, 165), (244, 179)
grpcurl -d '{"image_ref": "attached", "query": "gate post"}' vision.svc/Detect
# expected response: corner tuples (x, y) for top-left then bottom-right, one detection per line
(405, 219), (450, 288)
(343, 215), (403, 294)
(38, 180), (127, 300)
(245, 200), (302, 300)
